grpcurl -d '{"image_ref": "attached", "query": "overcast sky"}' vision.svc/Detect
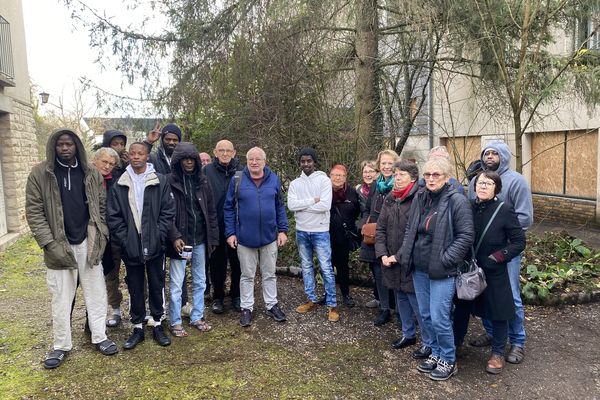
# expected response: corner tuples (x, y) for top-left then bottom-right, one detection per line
(22, 0), (163, 117)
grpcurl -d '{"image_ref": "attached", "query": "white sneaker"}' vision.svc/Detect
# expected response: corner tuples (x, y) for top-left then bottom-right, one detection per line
(181, 302), (192, 317)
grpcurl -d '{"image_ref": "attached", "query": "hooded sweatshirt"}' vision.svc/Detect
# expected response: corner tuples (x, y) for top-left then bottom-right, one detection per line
(288, 170), (332, 232)
(468, 141), (533, 229)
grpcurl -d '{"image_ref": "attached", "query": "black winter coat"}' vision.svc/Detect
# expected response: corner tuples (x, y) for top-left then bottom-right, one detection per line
(401, 184), (474, 280)
(148, 143), (172, 176)
(358, 182), (387, 263)
(329, 185), (360, 247)
(470, 199), (526, 320)
(166, 143), (220, 260)
(204, 157), (243, 241)
(108, 168), (175, 265)
(375, 183), (419, 292)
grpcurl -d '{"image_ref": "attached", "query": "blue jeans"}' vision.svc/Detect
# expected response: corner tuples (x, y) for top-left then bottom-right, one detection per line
(413, 270), (456, 363)
(169, 244), (207, 325)
(296, 230), (337, 307)
(483, 255), (526, 347)
(395, 289), (429, 344)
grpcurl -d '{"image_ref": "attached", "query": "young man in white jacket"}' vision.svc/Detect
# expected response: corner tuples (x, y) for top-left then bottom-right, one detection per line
(287, 148), (339, 322)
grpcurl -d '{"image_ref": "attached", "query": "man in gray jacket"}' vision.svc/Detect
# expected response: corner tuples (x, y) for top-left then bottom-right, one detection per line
(467, 140), (533, 364)
(26, 129), (118, 369)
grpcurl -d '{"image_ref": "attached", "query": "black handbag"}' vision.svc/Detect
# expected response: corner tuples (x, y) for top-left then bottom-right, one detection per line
(455, 202), (504, 301)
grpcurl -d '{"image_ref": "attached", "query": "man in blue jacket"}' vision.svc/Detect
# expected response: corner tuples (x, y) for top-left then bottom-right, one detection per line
(467, 140), (533, 364)
(224, 147), (288, 327)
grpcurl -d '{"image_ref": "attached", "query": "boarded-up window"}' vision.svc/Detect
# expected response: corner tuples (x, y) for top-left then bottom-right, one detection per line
(531, 129), (597, 199)
(441, 136), (482, 184)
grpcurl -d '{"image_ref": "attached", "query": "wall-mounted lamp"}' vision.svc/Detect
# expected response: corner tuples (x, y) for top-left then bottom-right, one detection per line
(39, 92), (50, 104)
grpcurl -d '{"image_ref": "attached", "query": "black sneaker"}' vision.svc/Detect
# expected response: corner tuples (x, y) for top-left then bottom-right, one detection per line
(266, 303), (287, 322)
(429, 359), (457, 381)
(212, 299), (225, 314)
(152, 325), (171, 347)
(317, 295), (327, 306)
(342, 295), (356, 308)
(232, 297), (241, 313)
(417, 355), (439, 373)
(124, 328), (145, 350)
(240, 309), (252, 327)
(412, 345), (432, 359)
(374, 309), (391, 326)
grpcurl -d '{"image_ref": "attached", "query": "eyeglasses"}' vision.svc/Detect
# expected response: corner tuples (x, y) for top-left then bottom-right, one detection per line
(330, 174), (346, 178)
(484, 150), (499, 156)
(476, 180), (496, 187)
(98, 159), (116, 168)
(423, 172), (443, 180)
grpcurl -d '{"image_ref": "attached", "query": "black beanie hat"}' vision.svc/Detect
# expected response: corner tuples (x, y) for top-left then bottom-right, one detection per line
(161, 123), (182, 141)
(298, 147), (318, 164)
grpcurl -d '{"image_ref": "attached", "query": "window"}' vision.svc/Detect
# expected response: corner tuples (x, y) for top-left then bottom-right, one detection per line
(0, 15), (15, 87)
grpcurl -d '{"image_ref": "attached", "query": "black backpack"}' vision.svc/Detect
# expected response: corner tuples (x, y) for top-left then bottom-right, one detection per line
(466, 159), (483, 182)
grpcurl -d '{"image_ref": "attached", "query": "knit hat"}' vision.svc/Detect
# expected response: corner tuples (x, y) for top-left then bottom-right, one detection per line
(298, 147), (318, 164)
(161, 123), (182, 141)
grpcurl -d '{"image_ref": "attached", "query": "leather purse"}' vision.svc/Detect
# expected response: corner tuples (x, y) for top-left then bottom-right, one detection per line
(361, 216), (377, 246)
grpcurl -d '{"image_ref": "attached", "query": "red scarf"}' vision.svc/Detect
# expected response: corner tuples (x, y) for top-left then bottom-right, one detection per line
(392, 181), (415, 200)
(332, 184), (347, 204)
(102, 173), (113, 189)
(360, 182), (370, 198)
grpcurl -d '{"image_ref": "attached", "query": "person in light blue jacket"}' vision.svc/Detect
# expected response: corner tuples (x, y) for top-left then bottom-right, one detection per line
(466, 140), (533, 365)
(224, 147), (288, 327)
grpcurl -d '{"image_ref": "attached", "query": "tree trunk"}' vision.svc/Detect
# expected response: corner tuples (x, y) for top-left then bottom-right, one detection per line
(513, 113), (523, 173)
(355, 0), (383, 161)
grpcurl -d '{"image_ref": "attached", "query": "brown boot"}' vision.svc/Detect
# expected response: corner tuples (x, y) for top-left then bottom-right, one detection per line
(296, 301), (317, 313)
(486, 353), (505, 374)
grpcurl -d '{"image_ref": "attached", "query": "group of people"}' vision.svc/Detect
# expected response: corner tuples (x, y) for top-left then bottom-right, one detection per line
(26, 124), (532, 382)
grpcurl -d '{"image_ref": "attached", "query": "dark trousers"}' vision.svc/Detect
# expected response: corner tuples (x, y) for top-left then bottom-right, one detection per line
(209, 241), (241, 300)
(331, 243), (351, 297)
(453, 300), (509, 355)
(125, 255), (166, 325)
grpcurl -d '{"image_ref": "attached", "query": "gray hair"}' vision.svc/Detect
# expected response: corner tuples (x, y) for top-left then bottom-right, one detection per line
(246, 146), (266, 160)
(428, 146), (451, 161)
(94, 147), (119, 164)
(422, 158), (452, 177)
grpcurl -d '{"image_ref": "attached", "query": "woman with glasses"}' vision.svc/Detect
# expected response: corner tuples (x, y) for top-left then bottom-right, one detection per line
(375, 160), (431, 358)
(453, 171), (526, 375)
(356, 160), (377, 214)
(359, 150), (399, 325)
(400, 158), (474, 381)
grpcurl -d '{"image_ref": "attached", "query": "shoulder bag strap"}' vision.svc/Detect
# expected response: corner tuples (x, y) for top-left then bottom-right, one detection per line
(474, 201), (504, 254)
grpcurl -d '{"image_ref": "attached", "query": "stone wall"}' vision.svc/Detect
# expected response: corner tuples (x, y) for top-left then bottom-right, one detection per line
(0, 98), (38, 234)
(533, 194), (596, 225)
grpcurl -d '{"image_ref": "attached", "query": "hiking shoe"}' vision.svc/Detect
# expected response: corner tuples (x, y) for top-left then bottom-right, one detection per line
(417, 355), (439, 373)
(486, 353), (505, 374)
(342, 295), (356, 308)
(240, 309), (252, 327)
(212, 299), (225, 314)
(232, 297), (241, 313)
(469, 332), (492, 347)
(365, 299), (380, 308)
(96, 339), (118, 356)
(505, 345), (525, 364)
(266, 303), (286, 322)
(296, 301), (317, 313)
(412, 345), (432, 359)
(429, 359), (457, 381)
(374, 309), (391, 326)
(43, 350), (67, 369)
(124, 328), (145, 350)
(327, 307), (340, 322)
(152, 325), (171, 347)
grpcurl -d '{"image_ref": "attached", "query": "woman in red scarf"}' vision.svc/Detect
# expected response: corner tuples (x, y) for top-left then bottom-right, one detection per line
(375, 160), (431, 359)
(328, 164), (361, 307)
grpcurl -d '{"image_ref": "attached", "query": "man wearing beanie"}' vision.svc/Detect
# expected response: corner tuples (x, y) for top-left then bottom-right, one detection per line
(145, 122), (182, 175)
(288, 147), (339, 322)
